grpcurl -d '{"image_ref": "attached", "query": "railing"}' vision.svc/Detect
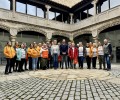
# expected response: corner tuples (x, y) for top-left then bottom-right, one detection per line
(72, 5), (120, 31)
(0, 8), (71, 31)
(0, 5), (120, 32)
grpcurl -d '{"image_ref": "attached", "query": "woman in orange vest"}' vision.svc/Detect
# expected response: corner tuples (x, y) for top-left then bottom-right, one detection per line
(40, 43), (49, 70)
(31, 42), (40, 71)
(4, 41), (16, 74)
(27, 43), (33, 70)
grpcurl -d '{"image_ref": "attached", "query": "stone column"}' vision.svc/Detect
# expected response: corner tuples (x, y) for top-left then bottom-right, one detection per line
(12, 0), (16, 17)
(10, 28), (17, 46)
(92, 0), (98, 15)
(92, 29), (99, 46)
(69, 34), (74, 42)
(10, 35), (16, 46)
(70, 13), (73, 24)
(46, 32), (52, 42)
(45, 5), (51, 20)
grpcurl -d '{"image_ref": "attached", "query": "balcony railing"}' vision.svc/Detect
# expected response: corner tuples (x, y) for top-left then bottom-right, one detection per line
(0, 5), (120, 32)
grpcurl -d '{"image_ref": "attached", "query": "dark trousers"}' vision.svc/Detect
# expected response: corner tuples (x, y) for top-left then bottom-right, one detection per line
(28, 57), (32, 70)
(5, 58), (13, 74)
(70, 59), (76, 69)
(67, 56), (71, 68)
(86, 56), (91, 69)
(98, 55), (105, 69)
(53, 54), (58, 69)
(16, 60), (21, 72)
(20, 58), (26, 71)
(92, 57), (97, 69)
(58, 61), (62, 68)
(61, 55), (68, 69)
(78, 56), (84, 68)
(47, 56), (52, 69)
(13, 56), (17, 71)
(37, 57), (41, 69)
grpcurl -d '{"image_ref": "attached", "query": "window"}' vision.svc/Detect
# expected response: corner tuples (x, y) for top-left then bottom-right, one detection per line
(16, 2), (26, 13)
(37, 8), (44, 18)
(110, 0), (120, 8)
(101, 0), (109, 12)
(49, 11), (55, 20)
(27, 4), (36, 16)
(89, 7), (94, 16)
(0, 0), (10, 10)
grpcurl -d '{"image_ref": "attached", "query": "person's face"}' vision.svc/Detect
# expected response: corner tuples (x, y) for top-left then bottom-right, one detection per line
(30, 44), (33, 48)
(62, 40), (66, 44)
(104, 40), (108, 44)
(21, 44), (24, 48)
(54, 40), (57, 45)
(8, 42), (11, 46)
(72, 43), (75, 47)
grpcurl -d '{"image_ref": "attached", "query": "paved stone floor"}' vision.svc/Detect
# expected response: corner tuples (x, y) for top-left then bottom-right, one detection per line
(0, 63), (120, 100)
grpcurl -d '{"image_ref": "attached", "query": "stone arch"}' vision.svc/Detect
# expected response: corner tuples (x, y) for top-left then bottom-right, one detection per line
(73, 31), (92, 39)
(17, 27), (47, 36)
(0, 25), (10, 32)
(98, 19), (120, 34)
(52, 31), (70, 39)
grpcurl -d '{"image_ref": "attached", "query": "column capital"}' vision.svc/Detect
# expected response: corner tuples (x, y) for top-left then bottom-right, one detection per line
(45, 5), (51, 10)
(92, 0), (99, 5)
(69, 13), (74, 16)
(10, 28), (17, 36)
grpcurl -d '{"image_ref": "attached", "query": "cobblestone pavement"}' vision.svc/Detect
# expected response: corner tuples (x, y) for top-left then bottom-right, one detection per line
(0, 63), (120, 100)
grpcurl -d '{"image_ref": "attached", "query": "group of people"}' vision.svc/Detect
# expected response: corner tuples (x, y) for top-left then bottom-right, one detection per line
(3, 38), (112, 75)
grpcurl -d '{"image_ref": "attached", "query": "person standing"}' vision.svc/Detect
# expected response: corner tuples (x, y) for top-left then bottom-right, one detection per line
(20, 44), (27, 71)
(98, 42), (105, 70)
(37, 43), (42, 69)
(16, 45), (22, 72)
(67, 42), (72, 68)
(51, 40), (60, 69)
(91, 43), (98, 69)
(31, 42), (40, 71)
(27, 44), (33, 70)
(40, 43), (49, 70)
(4, 41), (16, 74)
(85, 43), (92, 69)
(103, 39), (112, 71)
(68, 42), (78, 69)
(60, 39), (68, 69)
(78, 42), (85, 69)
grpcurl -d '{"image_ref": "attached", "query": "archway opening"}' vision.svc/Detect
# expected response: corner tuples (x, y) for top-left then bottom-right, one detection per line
(74, 34), (92, 45)
(52, 35), (70, 43)
(99, 24), (120, 63)
(0, 28), (10, 51)
(17, 31), (46, 45)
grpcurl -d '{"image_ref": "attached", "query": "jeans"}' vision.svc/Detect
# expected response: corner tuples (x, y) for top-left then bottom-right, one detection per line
(61, 55), (68, 69)
(78, 56), (84, 68)
(104, 54), (111, 70)
(53, 54), (58, 69)
(32, 58), (38, 70)
(28, 57), (32, 70)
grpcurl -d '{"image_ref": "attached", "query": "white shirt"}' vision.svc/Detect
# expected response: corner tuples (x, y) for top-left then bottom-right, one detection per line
(78, 47), (84, 57)
(21, 48), (26, 59)
(86, 48), (90, 56)
(98, 46), (104, 55)
(92, 48), (97, 57)
(51, 45), (59, 55)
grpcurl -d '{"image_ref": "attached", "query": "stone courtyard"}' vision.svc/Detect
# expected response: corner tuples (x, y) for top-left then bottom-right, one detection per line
(0, 63), (120, 100)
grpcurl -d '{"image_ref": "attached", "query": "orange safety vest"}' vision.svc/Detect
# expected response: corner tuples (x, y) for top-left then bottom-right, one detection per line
(42, 50), (48, 58)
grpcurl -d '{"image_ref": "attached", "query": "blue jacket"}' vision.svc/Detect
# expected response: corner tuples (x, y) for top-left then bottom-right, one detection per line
(60, 44), (68, 55)
(16, 48), (22, 61)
